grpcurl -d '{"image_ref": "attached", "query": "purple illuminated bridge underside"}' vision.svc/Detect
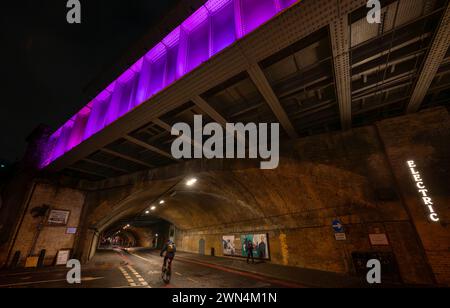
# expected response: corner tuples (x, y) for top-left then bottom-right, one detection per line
(41, 0), (300, 168)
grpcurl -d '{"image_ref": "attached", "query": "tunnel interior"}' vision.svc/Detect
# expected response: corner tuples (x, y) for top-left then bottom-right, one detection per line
(100, 214), (172, 250)
(85, 153), (387, 270)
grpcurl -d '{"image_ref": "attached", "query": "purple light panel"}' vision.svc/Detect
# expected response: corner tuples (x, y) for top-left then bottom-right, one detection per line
(40, 0), (300, 168)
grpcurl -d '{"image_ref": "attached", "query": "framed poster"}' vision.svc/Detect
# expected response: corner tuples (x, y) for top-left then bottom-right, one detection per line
(240, 234), (270, 260)
(55, 249), (71, 265)
(222, 236), (237, 256)
(369, 233), (389, 246)
(47, 209), (70, 226)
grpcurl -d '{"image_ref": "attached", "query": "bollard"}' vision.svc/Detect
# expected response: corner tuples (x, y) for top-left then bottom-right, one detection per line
(9, 251), (21, 269)
(38, 249), (46, 268)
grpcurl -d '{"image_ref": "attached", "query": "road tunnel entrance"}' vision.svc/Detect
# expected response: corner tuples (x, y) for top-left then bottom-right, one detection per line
(6, 109), (448, 287)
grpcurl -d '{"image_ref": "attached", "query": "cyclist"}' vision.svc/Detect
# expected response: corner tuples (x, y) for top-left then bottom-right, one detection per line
(160, 240), (176, 272)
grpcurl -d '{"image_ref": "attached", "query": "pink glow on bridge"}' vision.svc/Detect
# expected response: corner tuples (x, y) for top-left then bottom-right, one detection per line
(40, 0), (299, 168)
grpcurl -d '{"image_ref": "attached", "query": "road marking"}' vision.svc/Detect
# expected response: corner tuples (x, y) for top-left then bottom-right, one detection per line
(147, 270), (160, 275)
(81, 277), (104, 282)
(175, 272), (182, 276)
(119, 265), (151, 288)
(119, 266), (137, 287)
(130, 252), (159, 265)
(0, 276), (104, 288)
(187, 277), (199, 283)
(0, 279), (68, 287)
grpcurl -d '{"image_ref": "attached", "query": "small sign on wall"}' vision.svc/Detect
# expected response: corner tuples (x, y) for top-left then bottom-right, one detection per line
(55, 250), (71, 266)
(66, 227), (77, 234)
(25, 256), (39, 268)
(47, 209), (70, 226)
(335, 233), (347, 241)
(369, 233), (389, 246)
(332, 219), (347, 241)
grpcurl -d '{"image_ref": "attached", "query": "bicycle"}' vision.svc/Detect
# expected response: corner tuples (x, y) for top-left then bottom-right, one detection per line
(161, 258), (172, 284)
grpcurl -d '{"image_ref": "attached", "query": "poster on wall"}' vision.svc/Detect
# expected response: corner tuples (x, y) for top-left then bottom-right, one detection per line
(222, 236), (238, 256)
(222, 234), (270, 259)
(55, 250), (71, 265)
(47, 209), (70, 226)
(240, 234), (270, 260)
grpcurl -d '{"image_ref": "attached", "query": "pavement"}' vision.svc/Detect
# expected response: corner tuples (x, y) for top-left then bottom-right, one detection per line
(0, 247), (384, 288)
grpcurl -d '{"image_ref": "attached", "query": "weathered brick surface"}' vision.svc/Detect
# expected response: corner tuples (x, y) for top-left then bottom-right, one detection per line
(376, 107), (450, 285)
(9, 183), (86, 266)
(5, 108), (448, 286)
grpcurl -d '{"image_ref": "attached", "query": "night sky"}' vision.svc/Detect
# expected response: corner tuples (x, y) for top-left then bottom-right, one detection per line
(0, 0), (179, 163)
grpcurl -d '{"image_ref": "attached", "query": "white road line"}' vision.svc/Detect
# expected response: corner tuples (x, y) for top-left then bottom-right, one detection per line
(175, 272), (182, 276)
(0, 276), (104, 288)
(118, 266), (138, 287)
(0, 278), (68, 287)
(125, 265), (151, 288)
(129, 252), (159, 265)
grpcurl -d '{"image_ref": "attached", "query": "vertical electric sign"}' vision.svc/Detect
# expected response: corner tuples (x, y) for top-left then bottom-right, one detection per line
(407, 161), (440, 222)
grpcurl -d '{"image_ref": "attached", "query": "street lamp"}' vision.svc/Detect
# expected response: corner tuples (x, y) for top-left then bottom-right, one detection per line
(159, 200), (165, 205)
(186, 178), (197, 186)
(151, 206), (156, 211)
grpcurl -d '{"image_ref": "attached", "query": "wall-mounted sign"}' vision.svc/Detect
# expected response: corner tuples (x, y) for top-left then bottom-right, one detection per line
(332, 219), (346, 241)
(332, 219), (344, 233)
(369, 233), (389, 246)
(335, 233), (347, 241)
(47, 209), (71, 226)
(55, 250), (71, 265)
(25, 256), (39, 268)
(407, 161), (440, 223)
(66, 227), (77, 234)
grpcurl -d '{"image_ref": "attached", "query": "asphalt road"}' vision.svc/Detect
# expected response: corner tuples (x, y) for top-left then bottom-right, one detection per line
(0, 249), (289, 288)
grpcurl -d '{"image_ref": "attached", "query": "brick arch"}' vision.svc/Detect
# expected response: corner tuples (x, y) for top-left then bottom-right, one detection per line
(84, 157), (374, 237)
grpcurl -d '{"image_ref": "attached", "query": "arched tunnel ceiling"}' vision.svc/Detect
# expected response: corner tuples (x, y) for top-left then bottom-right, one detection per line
(90, 157), (377, 233)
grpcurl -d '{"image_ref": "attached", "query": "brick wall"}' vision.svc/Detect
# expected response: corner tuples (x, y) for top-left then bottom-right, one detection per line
(376, 107), (450, 285)
(15, 107), (446, 286)
(10, 182), (86, 266)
